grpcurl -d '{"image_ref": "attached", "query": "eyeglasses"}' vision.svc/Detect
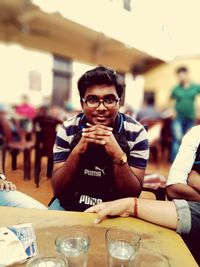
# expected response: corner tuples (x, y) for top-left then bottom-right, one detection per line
(82, 96), (120, 108)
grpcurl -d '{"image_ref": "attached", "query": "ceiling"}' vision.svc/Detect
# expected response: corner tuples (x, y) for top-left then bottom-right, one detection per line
(0, 0), (162, 73)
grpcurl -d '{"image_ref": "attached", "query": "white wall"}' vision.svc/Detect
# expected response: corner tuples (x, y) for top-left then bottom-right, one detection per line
(124, 73), (144, 114)
(0, 43), (53, 107)
(0, 44), (133, 111)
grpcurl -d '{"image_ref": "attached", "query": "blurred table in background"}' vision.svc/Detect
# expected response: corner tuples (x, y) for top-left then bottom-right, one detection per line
(0, 207), (198, 267)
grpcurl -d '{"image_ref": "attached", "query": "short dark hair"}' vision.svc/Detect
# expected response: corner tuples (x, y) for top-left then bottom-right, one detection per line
(77, 66), (123, 99)
(176, 66), (188, 74)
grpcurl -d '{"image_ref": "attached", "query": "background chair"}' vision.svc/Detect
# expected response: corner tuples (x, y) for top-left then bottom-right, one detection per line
(0, 116), (35, 180)
(139, 119), (167, 200)
(0, 131), (6, 173)
(140, 118), (164, 167)
(33, 115), (62, 187)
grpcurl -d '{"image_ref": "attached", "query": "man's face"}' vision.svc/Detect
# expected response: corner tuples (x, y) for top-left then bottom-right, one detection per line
(177, 71), (189, 85)
(81, 85), (120, 126)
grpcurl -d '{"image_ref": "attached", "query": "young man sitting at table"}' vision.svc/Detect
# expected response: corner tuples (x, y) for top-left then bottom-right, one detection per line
(49, 66), (149, 211)
(86, 125), (200, 264)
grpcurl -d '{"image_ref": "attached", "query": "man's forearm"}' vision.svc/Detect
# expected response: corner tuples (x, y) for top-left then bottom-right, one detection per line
(113, 164), (142, 197)
(187, 171), (200, 193)
(167, 184), (200, 201)
(51, 150), (81, 195)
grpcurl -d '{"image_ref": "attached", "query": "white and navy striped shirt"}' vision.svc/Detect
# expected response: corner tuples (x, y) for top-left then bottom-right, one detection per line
(53, 112), (149, 169)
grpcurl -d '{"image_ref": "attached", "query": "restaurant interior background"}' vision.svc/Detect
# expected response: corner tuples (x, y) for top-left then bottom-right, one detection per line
(0, 0), (200, 205)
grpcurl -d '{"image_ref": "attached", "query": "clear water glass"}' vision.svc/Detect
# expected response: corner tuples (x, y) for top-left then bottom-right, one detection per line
(129, 251), (170, 267)
(55, 229), (90, 267)
(26, 253), (68, 267)
(106, 227), (141, 267)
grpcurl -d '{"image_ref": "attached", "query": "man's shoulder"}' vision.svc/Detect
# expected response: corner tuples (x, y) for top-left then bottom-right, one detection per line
(121, 113), (147, 141)
(122, 113), (144, 130)
(192, 83), (200, 92)
(63, 113), (82, 129)
(181, 125), (200, 150)
(57, 113), (83, 138)
(185, 125), (200, 139)
(171, 85), (181, 94)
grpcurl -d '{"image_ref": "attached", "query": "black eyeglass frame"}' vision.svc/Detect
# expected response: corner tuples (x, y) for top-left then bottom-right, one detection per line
(82, 96), (120, 108)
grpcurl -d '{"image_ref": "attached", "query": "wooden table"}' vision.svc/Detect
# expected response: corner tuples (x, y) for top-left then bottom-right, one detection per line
(0, 206), (198, 267)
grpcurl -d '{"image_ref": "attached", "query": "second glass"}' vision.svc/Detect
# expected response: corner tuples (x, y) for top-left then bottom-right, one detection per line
(105, 227), (141, 267)
(129, 251), (170, 267)
(55, 228), (90, 267)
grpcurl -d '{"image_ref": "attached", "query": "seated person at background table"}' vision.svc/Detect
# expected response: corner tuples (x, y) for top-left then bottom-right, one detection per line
(15, 94), (36, 131)
(136, 93), (162, 122)
(166, 125), (200, 201)
(0, 174), (47, 209)
(85, 196), (200, 264)
(49, 66), (149, 211)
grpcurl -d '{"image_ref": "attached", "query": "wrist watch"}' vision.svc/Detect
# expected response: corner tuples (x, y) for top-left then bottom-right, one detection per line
(0, 173), (6, 180)
(113, 153), (127, 165)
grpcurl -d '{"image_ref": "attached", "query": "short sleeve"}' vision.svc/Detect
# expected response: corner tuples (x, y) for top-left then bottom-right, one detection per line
(53, 115), (81, 163)
(128, 128), (149, 169)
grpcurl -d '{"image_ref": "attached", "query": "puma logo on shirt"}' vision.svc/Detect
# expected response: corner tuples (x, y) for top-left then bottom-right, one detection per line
(79, 195), (102, 205)
(84, 166), (106, 177)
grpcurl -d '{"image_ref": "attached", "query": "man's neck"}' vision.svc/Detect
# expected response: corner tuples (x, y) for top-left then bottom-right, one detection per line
(180, 80), (191, 88)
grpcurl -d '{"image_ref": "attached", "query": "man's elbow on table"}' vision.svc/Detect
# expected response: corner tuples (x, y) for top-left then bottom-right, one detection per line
(166, 184), (184, 200)
(166, 183), (200, 201)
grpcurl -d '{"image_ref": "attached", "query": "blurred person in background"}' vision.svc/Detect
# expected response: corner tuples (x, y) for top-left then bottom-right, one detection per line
(15, 94), (36, 131)
(170, 66), (200, 161)
(136, 92), (162, 122)
(0, 104), (21, 141)
(49, 66), (149, 211)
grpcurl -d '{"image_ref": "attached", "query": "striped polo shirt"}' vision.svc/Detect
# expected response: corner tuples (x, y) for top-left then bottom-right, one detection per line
(53, 112), (149, 169)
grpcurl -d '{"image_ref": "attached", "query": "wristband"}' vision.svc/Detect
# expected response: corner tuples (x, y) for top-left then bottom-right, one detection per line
(133, 198), (138, 218)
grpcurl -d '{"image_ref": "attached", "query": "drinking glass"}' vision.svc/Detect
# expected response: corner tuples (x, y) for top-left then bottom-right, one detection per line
(26, 253), (68, 267)
(105, 227), (141, 267)
(55, 228), (90, 267)
(129, 251), (170, 267)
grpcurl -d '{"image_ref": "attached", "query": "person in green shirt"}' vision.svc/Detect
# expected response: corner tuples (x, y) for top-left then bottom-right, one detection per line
(170, 66), (200, 161)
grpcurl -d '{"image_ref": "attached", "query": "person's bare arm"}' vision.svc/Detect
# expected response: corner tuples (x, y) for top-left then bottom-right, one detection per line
(187, 170), (200, 193)
(167, 183), (200, 201)
(113, 165), (144, 197)
(51, 150), (81, 196)
(85, 198), (178, 230)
